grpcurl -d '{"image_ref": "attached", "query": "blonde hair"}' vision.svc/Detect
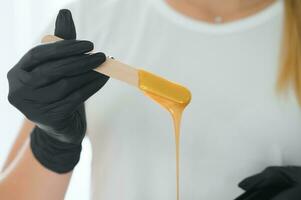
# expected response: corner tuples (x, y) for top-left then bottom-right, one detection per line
(276, 0), (301, 106)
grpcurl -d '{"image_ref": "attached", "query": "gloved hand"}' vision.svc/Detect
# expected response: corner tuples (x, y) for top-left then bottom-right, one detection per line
(7, 9), (109, 173)
(235, 166), (301, 200)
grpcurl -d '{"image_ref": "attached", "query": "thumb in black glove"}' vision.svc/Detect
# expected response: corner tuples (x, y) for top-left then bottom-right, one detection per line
(7, 9), (109, 173)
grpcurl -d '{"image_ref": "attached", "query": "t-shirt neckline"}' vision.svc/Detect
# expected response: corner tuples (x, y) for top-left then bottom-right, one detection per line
(152, 0), (284, 34)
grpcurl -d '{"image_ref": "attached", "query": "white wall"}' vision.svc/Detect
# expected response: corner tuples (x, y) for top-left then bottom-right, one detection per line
(0, 1), (91, 199)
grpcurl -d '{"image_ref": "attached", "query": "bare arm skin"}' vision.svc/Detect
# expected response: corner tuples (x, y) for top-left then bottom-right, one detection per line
(0, 119), (72, 200)
(2, 119), (34, 170)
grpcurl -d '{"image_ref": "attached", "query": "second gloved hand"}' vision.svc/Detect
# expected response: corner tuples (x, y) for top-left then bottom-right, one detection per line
(235, 166), (301, 200)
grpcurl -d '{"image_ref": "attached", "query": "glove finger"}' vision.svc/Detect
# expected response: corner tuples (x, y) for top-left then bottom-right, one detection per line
(7, 68), (33, 106)
(239, 167), (293, 191)
(30, 52), (106, 87)
(235, 188), (284, 200)
(60, 52), (105, 76)
(61, 75), (109, 112)
(18, 40), (93, 71)
(239, 172), (265, 191)
(55, 9), (76, 40)
(255, 167), (294, 189)
(12, 68), (34, 88)
(34, 71), (102, 103)
(235, 190), (262, 200)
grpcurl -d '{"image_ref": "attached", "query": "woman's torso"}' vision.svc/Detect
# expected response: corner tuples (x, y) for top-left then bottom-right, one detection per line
(69, 0), (301, 199)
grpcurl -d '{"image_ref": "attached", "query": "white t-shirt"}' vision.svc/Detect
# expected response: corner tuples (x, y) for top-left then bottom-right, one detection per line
(62, 0), (301, 199)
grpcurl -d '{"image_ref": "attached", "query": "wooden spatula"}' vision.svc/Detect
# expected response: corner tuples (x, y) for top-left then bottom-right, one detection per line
(42, 35), (138, 87)
(42, 35), (192, 105)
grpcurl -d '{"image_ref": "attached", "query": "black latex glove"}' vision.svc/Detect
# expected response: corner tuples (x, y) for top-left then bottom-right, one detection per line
(7, 9), (109, 173)
(235, 166), (301, 200)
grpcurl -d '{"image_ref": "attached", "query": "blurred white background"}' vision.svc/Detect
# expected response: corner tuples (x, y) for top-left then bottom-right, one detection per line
(0, 0), (91, 199)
